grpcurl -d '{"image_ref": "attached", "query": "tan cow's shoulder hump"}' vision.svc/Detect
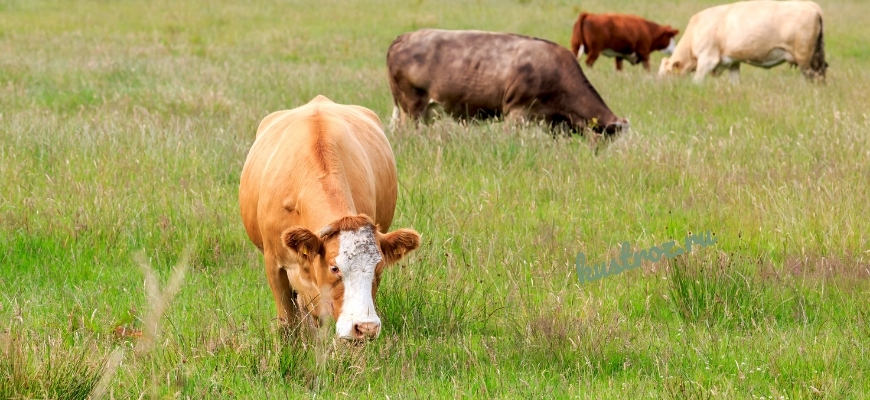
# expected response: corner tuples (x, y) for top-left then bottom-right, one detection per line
(254, 95), (337, 138)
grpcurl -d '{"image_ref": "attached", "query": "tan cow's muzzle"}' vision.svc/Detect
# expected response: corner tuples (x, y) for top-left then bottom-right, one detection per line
(352, 321), (381, 340)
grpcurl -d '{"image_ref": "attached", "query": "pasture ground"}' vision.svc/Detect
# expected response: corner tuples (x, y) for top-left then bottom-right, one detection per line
(1, 0), (868, 398)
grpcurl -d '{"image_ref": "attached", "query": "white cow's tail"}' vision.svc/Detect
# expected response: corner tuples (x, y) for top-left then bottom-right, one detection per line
(809, 14), (827, 80)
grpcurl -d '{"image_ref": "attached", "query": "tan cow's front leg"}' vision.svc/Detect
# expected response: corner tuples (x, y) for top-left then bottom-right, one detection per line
(264, 253), (302, 328)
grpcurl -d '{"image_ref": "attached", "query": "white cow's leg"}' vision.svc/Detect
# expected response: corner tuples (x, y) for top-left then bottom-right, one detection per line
(693, 57), (719, 83)
(728, 63), (741, 84)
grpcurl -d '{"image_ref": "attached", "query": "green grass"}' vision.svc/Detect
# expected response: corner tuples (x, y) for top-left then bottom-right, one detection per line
(1, 0), (869, 398)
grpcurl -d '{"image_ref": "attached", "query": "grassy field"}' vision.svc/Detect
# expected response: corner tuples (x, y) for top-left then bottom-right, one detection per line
(1, 0), (869, 398)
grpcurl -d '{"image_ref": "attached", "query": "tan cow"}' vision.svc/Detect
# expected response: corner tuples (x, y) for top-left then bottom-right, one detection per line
(658, 0), (826, 82)
(239, 95), (421, 340)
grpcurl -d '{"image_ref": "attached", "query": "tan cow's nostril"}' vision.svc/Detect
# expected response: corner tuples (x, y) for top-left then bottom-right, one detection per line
(353, 322), (381, 339)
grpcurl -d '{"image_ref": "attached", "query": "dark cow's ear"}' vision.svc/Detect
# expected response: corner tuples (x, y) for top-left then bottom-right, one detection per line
(378, 229), (421, 265)
(281, 227), (323, 260)
(669, 28), (680, 37)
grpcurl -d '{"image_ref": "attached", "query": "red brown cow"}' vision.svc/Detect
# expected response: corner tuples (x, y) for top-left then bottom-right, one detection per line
(571, 12), (679, 71)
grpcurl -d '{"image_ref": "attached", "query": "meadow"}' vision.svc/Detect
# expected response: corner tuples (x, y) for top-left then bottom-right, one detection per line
(1, 0), (868, 398)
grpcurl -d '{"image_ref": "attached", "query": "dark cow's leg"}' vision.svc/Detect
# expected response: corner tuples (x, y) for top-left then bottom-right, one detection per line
(505, 107), (530, 127)
(405, 95), (431, 125)
(615, 58), (624, 71)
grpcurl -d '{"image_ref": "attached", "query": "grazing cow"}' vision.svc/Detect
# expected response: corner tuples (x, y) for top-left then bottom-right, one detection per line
(571, 12), (680, 71)
(387, 29), (628, 135)
(658, 0), (826, 82)
(239, 95), (421, 340)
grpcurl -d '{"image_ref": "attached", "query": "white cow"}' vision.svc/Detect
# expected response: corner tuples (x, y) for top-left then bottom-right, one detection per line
(659, 1), (826, 83)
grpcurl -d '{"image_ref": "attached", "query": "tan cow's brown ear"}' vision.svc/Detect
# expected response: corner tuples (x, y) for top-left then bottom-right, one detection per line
(281, 227), (322, 260)
(379, 229), (421, 265)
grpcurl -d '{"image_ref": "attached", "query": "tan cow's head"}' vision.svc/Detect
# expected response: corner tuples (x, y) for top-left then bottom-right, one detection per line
(281, 214), (420, 340)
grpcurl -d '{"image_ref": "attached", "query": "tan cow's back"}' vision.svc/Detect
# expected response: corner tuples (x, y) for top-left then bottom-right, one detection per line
(239, 95), (398, 257)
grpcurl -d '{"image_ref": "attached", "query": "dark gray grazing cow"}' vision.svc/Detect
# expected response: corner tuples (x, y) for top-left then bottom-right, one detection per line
(386, 29), (629, 135)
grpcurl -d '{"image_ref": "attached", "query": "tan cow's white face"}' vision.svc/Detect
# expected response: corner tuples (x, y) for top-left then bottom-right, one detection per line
(282, 215), (420, 340)
(330, 225), (383, 339)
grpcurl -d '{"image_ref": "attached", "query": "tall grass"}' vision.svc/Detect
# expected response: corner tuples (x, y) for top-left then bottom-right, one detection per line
(0, 328), (103, 399)
(667, 250), (770, 328)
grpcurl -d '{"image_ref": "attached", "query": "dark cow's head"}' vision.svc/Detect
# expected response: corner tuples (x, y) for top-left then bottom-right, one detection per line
(653, 26), (680, 56)
(579, 116), (629, 136)
(281, 214), (420, 340)
(603, 117), (630, 135)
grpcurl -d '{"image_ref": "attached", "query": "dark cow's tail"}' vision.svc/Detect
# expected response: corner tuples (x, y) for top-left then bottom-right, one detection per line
(809, 14), (827, 81)
(386, 35), (405, 129)
(571, 12), (589, 59)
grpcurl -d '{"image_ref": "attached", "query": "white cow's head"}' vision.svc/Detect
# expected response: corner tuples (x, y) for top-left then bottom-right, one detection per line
(658, 56), (687, 77)
(281, 214), (420, 340)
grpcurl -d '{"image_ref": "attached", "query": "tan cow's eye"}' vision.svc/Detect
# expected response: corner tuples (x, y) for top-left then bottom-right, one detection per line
(330, 265), (340, 275)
